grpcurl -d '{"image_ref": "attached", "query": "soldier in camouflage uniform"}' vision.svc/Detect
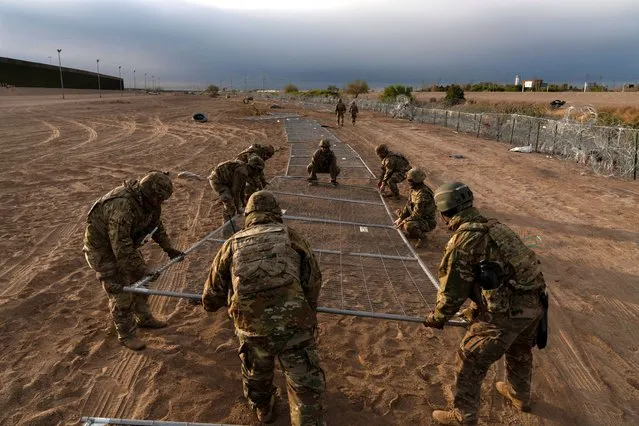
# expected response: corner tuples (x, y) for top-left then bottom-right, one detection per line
(208, 157), (265, 220)
(202, 190), (325, 425)
(423, 182), (548, 425)
(83, 171), (185, 351)
(349, 101), (359, 126)
(244, 155), (268, 202)
(335, 98), (347, 127)
(393, 168), (436, 248)
(235, 143), (275, 163)
(375, 144), (412, 199)
(307, 139), (340, 186)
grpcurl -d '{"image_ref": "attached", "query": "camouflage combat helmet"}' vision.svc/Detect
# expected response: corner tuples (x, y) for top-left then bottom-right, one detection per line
(248, 155), (265, 171)
(245, 190), (281, 215)
(139, 171), (173, 202)
(375, 144), (389, 157)
(434, 182), (473, 213)
(406, 167), (426, 183)
(265, 144), (275, 158)
(319, 139), (331, 148)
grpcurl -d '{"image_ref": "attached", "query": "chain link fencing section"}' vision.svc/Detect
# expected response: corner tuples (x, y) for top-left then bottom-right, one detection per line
(260, 94), (639, 180)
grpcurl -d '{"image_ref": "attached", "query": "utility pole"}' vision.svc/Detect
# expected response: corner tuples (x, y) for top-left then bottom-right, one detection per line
(230, 75), (233, 91)
(262, 73), (266, 91)
(157, 77), (160, 91)
(152, 75), (155, 91)
(118, 65), (122, 96)
(56, 49), (65, 99)
(48, 56), (52, 65)
(96, 59), (102, 98)
(244, 75), (247, 92)
(144, 72), (147, 90)
(133, 69), (136, 90)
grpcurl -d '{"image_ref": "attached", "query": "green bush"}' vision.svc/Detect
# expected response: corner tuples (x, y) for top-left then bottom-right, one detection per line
(284, 83), (299, 93)
(327, 85), (339, 94)
(207, 84), (219, 97)
(445, 84), (465, 105)
(346, 79), (369, 97)
(380, 85), (415, 102)
(302, 89), (340, 98)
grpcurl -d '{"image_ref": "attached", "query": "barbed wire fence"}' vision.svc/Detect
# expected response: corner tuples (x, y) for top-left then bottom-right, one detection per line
(259, 94), (639, 180)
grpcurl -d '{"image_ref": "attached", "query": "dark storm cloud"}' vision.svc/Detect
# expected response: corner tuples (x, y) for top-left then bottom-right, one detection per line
(1, 0), (637, 89)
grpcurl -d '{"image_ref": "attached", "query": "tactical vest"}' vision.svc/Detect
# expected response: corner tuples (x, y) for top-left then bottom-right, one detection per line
(455, 220), (544, 314)
(389, 152), (411, 173)
(230, 223), (301, 296)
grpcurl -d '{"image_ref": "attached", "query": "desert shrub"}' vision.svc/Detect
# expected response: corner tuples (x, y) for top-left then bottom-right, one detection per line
(303, 89), (339, 98)
(429, 97), (437, 103)
(380, 85), (415, 102)
(327, 85), (339, 94)
(346, 79), (369, 97)
(284, 83), (299, 93)
(207, 84), (219, 97)
(445, 84), (465, 105)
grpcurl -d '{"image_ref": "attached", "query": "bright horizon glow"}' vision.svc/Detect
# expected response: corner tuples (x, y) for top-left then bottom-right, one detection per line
(181, 0), (377, 11)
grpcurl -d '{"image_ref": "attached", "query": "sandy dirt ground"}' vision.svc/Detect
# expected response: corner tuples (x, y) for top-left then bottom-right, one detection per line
(0, 92), (638, 426)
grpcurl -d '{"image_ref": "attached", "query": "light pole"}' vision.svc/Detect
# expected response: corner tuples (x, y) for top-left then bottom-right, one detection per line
(48, 56), (52, 65)
(96, 59), (102, 98)
(144, 72), (147, 90)
(157, 77), (160, 91)
(133, 69), (136, 90)
(118, 65), (123, 96)
(56, 49), (65, 99)
(152, 75), (155, 91)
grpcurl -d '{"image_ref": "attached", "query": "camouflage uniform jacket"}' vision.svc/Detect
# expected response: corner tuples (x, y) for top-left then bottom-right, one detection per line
(380, 152), (411, 183)
(349, 104), (359, 114)
(398, 183), (437, 226)
(335, 102), (347, 114)
(209, 160), (249, 186)
(311, 148), (337, 170)
(433, 207), (546, 323)
(83, 180), (173, 281)
(202, 212), (322, 337)
(236, 144), (272, 163)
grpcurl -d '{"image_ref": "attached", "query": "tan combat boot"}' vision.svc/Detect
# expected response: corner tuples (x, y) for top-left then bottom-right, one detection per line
(137, 316), (168, 329)
(120, 336), (146, 351)
(255, 394), (277, 424)
(432, 410), (461, 425)
(414, 237), (425, 248)
(496, 382), (531, 412)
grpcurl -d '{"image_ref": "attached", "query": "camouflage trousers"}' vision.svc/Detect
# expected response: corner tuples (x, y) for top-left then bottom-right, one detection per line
(211, 181), (241, 217)
(401, 219), (436, 240)
(101, 278), (153, 341)
(237, 330), (325, 426)
(245, 176), (264, 203)
(336, 112), (345, 126)
(350, 113), (357, 125)
(385, 171), (407, 196)
(453, 312), (542, 424)
(307, 163), (340, 181)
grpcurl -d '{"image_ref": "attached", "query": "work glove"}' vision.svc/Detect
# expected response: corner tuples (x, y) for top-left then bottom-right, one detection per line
(165, 247), (185, 260)
(102, 279), (123, 294)
(423, 312), (445, 329)
(458, 306), (478, 323)
(393, 218), (404, 228)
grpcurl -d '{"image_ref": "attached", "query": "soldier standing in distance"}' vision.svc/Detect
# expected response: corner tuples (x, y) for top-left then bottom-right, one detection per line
(375, 144), (412, 199)
(307, 139), (340, 186)
(423, 182), (548, 425)
(393, 168), (437, 248)
(83, 171), (184, 351)
(202, 191), (325, 425)
(349, 100), (359, 126)
(335, 98), (347, 127)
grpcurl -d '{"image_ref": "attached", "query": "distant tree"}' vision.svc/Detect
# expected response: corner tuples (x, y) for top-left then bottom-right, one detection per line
(207, 84), (219, 97)
(346, 79), (369, 97)
(444, 84), (465, 105)
(327, 85), (339, 94)
(284, 83), (299, 93)
(380, 85), (415, 102)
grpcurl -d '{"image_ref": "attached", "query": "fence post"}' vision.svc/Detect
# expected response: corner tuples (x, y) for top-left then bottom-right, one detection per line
(445, 110), (448, 127)
(496, 116), (502, 141)
(456, 111), (461, 132)
(552, 122), (558, 154)
(476, 114), (483, 138)
(432, 109), (436, 124)
(534, 121), (541, 152)
(509, 115), (516, 144)
(634, 132), (638, 180)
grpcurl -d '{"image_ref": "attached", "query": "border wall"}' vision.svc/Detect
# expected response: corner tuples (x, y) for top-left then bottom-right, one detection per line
(0, 57), (122, 90)
(262, 94), (639, 180)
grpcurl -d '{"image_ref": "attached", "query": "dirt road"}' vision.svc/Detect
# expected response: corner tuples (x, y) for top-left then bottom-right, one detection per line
(0, 93), (637, 425)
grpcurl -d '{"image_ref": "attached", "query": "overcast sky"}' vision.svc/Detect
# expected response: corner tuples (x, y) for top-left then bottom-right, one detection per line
(1, 0), (638, 89)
